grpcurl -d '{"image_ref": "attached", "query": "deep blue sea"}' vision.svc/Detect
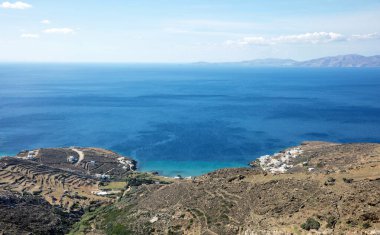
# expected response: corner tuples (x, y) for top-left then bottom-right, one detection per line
(1, 64), (380, 176)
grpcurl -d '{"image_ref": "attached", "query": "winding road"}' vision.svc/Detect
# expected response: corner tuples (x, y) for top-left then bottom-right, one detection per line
(71, 148), (84, 167)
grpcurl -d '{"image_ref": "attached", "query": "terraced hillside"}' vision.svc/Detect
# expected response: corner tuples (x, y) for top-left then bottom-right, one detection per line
(0, 157), (107, 211)
(17, 147), (136, 180)
(0, 147), (136, 211)
(73, 142), (380, 235)
(0, 147), (137, 234)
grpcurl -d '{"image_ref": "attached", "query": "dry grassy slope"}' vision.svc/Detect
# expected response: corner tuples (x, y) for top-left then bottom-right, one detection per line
(0, 157), (109, 211)
(79, 142), (380, 235)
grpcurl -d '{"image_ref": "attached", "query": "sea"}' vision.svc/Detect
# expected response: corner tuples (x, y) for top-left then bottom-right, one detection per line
(1, 64), (380, 176)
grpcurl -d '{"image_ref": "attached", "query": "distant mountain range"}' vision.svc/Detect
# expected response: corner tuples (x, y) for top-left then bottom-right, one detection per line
(198, 54), (380, 67)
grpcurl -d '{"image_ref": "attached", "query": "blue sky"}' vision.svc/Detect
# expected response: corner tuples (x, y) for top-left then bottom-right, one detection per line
(1, 0), (380, 62)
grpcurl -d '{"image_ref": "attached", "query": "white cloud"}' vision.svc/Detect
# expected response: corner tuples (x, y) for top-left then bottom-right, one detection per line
(21, 33), (39, 39)
(350, 32), (380, 40)
(40, 19), (51, 24)
(273, 32), (345, 44)
(43, 28), (74, 34)
(226, 32), (380, 46)
(0, 1), (31, 9)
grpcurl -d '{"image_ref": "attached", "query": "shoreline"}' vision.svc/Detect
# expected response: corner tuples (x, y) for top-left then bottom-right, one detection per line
(2, 141), (380, 234)
(0, 152), (14, 158)
(136, 159), (247, 177)
(3, 148), (251, 177)
(3, 140), (380, 178)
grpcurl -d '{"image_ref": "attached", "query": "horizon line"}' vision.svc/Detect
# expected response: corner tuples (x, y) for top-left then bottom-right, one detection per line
(0, 53), (378, 64)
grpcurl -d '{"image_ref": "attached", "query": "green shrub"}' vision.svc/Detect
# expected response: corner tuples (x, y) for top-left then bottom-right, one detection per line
(362, 222), (371, 229)
(326, 216), (337, 229)
(346, 219), (358, 227)
(106, 223), (132, 235)
(301, 218), (321, 231)
(126, 177), (155, 186)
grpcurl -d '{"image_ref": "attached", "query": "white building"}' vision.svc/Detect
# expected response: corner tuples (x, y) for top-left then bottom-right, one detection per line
(95, 174), (110, 180)
(67, 155), (78, 164)
(27, 151), (36, 160)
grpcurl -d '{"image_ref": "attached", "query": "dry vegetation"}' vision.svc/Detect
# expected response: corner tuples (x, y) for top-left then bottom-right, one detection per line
(0, 147), (136, 234)
(1, 142), (379, 234)
(73, 142), (380, 235)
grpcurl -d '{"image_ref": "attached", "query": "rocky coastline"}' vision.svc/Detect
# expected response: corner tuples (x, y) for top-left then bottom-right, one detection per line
(0, 142), (379, 234)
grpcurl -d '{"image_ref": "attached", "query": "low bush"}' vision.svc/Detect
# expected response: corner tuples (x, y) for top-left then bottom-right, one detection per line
(301, 218), (320, 231)
(326, 216), (337, 229)
(126, 177), (155, 187)
(346, 219), (358, 227)
(362, 222), (371, 229)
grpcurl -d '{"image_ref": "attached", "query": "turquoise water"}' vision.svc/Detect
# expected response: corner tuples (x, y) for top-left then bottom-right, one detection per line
(1, 64), (380, 176)
(0, 152), (12, 157)
(140, 160), (243, 176)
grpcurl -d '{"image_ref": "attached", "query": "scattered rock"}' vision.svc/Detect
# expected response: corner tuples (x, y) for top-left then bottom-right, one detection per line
(324, 177), (336, 186)
(343, 178), (354, 183)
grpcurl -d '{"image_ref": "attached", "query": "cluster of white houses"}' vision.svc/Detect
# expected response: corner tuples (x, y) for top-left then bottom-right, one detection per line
(117, 157), (135, 170)
(18, 150), (38, 160)
(26, 151), (37, 160)
(68, 156), (96, 167)
(257, 147), (304, 173)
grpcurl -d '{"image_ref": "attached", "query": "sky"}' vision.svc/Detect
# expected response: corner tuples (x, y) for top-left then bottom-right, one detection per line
(1, 0), (380, 62)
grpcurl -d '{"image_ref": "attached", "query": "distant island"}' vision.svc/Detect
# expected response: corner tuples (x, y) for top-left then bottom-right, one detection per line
(196, 54), (380, 67)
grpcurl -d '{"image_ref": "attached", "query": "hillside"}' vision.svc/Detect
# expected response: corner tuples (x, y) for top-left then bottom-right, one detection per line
(0, 147), (139, 234)
(0, 142), (379, 234)
(71, 142), (380, 235)
(0, 190), (80, 234)
(0, 147), (136, 211)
